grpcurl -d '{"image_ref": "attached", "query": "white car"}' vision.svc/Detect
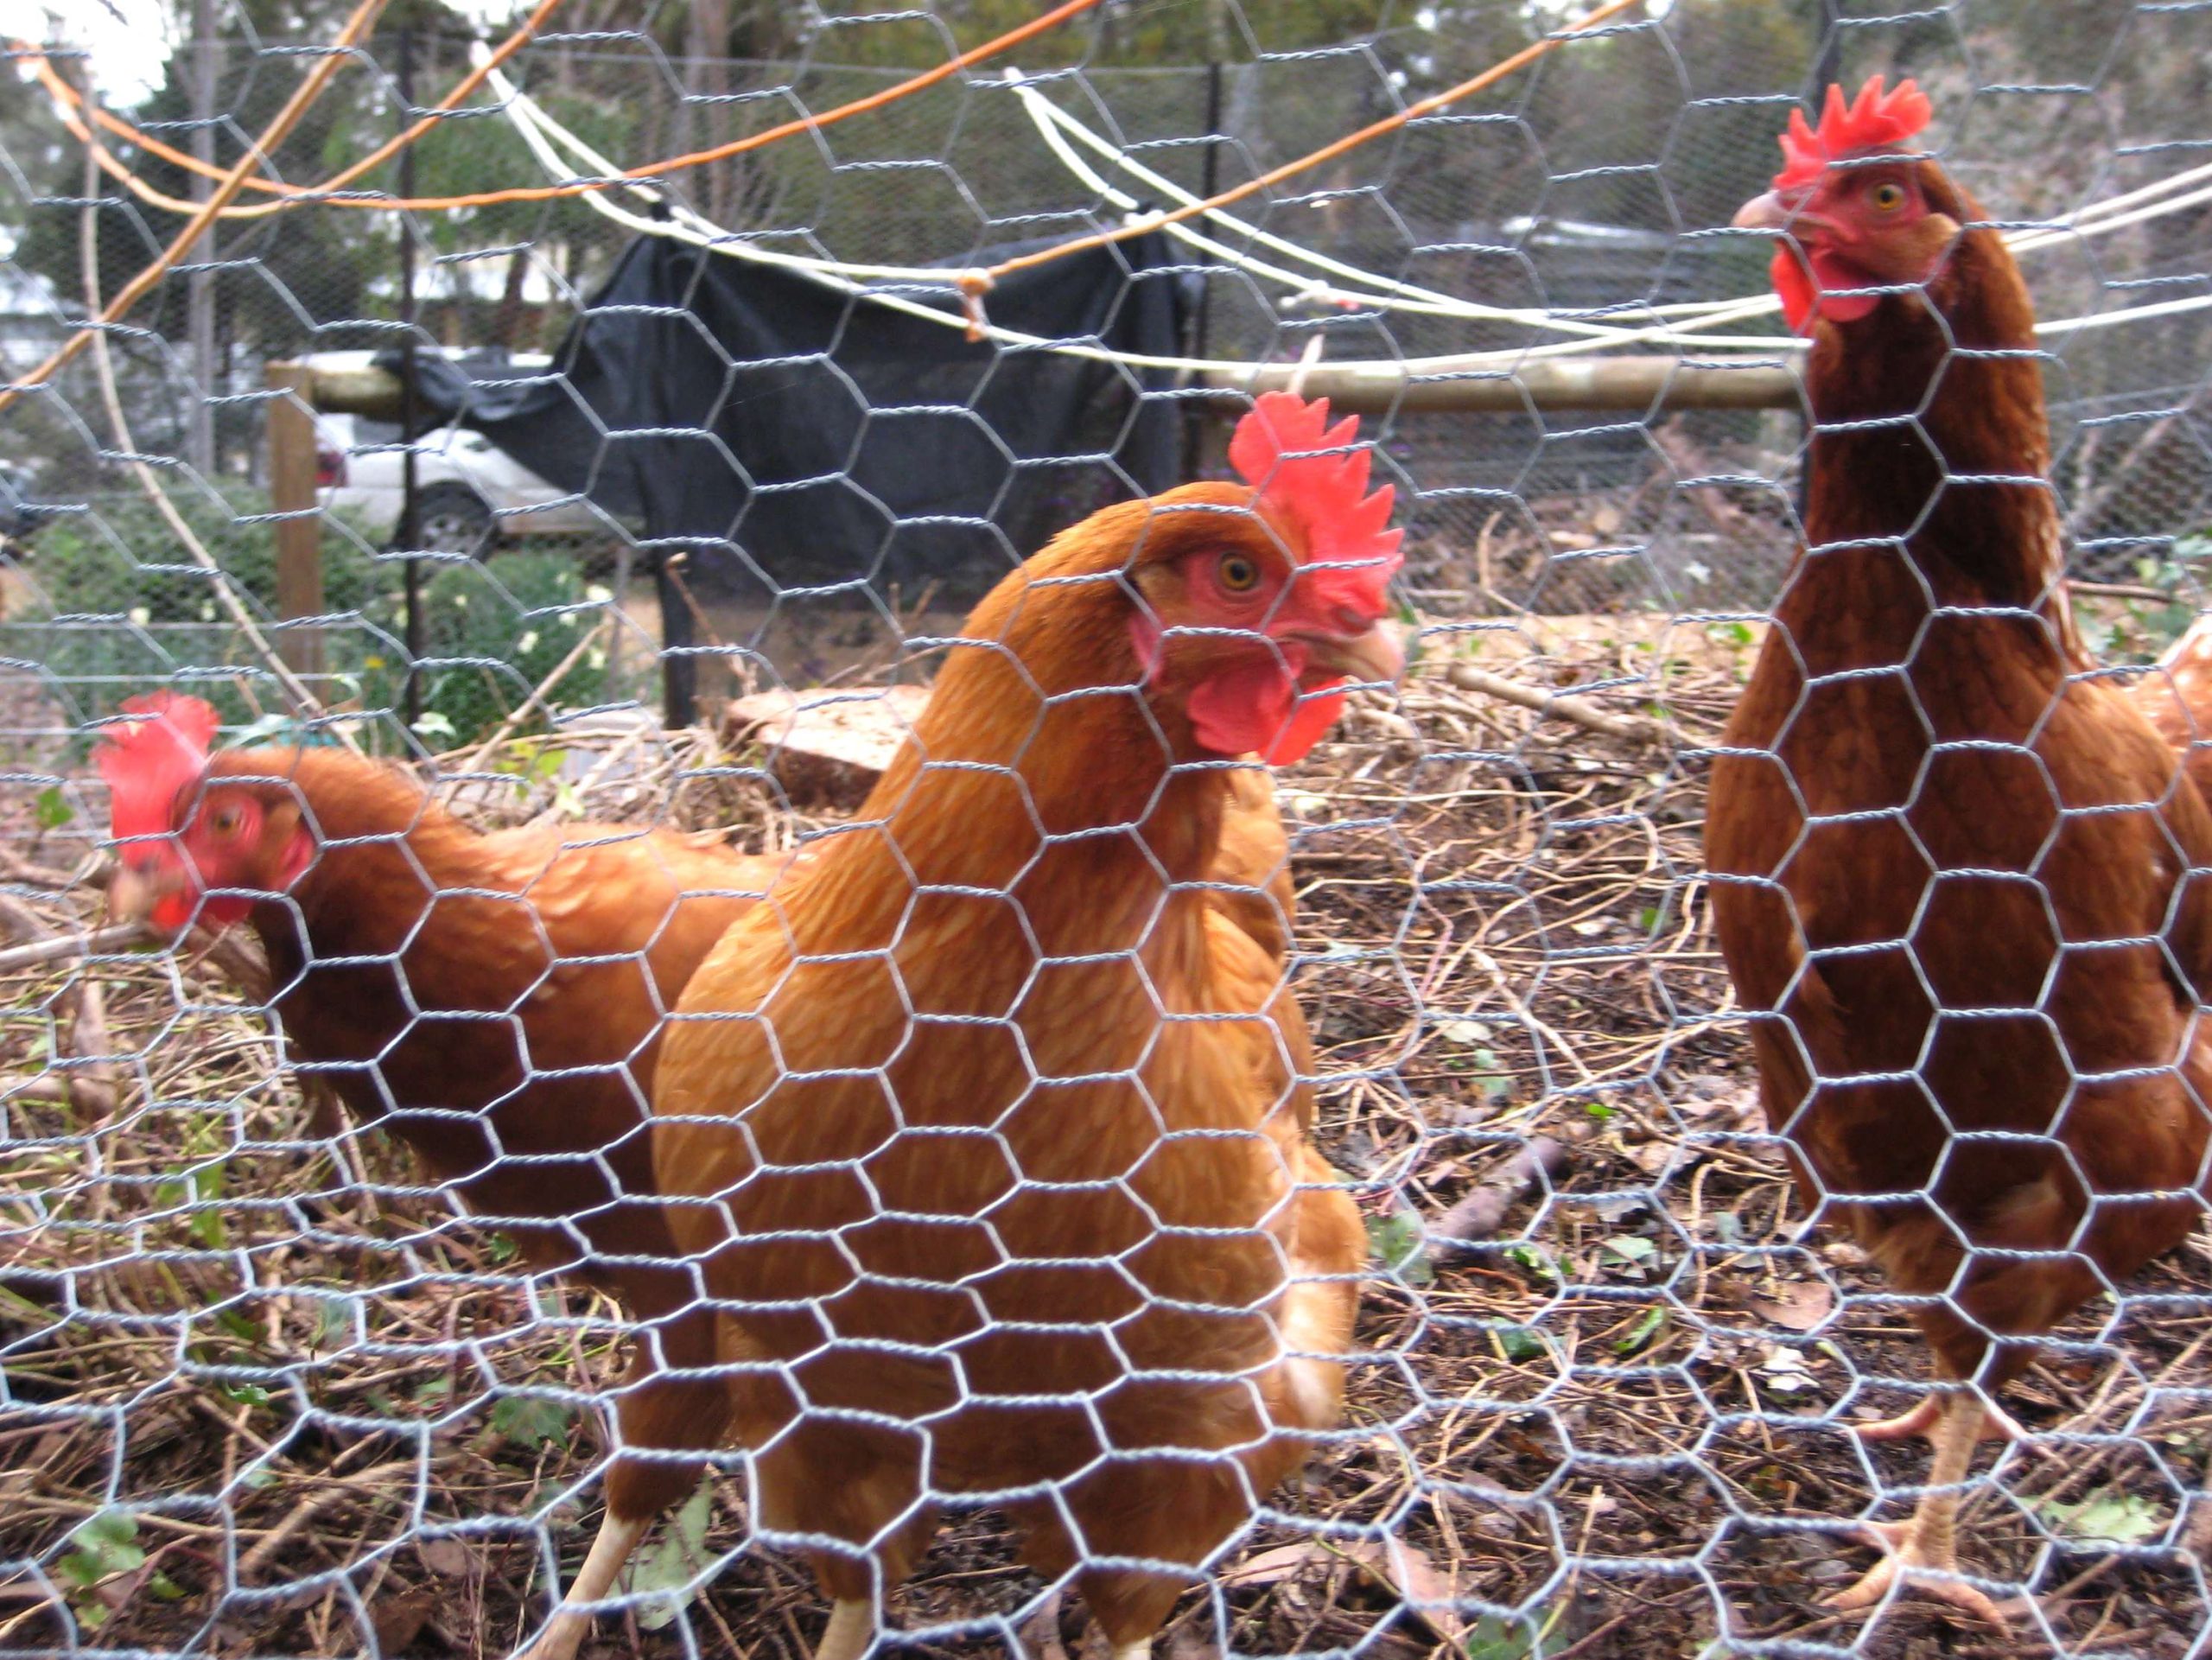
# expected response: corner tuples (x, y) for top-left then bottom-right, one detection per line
(305, 350), (606, 553)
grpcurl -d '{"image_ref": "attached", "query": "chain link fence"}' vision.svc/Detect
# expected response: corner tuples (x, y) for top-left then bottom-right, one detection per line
(1, 2), (2209, 1657)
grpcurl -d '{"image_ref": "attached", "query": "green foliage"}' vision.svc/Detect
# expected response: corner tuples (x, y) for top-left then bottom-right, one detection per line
(487, 1392), (573, 1449)
(1364, 1202), (1433, 1286)
(5, 493), (608, 747)
(2078, 544), (2207, 665)
(2, 488), (395, 733)
(368, 552), (608, 747)
(58, 1510), (181, 1628)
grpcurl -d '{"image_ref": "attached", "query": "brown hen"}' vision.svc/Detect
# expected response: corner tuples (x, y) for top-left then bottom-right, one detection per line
(1709, 78), (2212, 1623)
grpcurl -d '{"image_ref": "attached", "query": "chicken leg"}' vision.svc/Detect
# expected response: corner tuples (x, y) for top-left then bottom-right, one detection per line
(1827, 1390), (2012, 1627)
(816, 1598), (876, 1660)
(513, 1512), (646, 1660)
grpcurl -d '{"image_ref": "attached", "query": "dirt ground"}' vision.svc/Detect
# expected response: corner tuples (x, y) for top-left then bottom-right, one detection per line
(0, 617), (2207, 1659)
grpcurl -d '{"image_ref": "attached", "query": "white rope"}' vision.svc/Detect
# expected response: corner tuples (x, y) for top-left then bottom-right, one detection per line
(481, 48), (2212, 378)
(1010, 73), (2212, 350)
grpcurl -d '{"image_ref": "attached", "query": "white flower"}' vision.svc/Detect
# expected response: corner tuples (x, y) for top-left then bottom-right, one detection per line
(129, 606), (151, 626)
(585, 583), (613, 605)
(587, 648), (607, 671)
(198, 602), (215, 621)
(450, 593), (467, 608)
(515, 631), (539, 654)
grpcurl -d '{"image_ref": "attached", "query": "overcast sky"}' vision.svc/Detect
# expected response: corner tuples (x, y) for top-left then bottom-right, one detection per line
(0, 0), (517, 105)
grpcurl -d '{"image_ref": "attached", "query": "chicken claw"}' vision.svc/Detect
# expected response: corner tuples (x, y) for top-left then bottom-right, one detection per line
(1825, 1518), (2014, 1630)
(1850, 1393), (2036, 1449)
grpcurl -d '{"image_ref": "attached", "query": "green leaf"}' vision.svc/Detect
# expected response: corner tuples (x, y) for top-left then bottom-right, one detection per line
(2037, 1488), (2163, 1546)
(221, 1383), (270, 1408)
(1365, 1206), (1434, 1286)
(188, 1161), (228, 1250)
(1616, 1305), (1668, 1357)
(627, 1476), (715, 1631)
(1506, 1243), (1562, 1284)
(33, 785), (73, 830)
(1602, 1234), (1656, 1263)
(490, 1394), (572, 1448)
(214, 1308), (260, 1346)
(1463, 1612), (1550, 1660)
(1496, 1325), (1548, 1364)
(486, 1233), (519, 1266)
(66, 1511), (144, 1584)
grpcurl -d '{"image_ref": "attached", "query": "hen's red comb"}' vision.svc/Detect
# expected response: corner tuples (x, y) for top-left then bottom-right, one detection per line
(95, 691), (218, 841)
(1775, 75), (1934, 191)
(1228, 391), (1402, 614)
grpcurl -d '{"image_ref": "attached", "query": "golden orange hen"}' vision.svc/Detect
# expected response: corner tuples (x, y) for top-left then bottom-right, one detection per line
(636, 391), (1394, 1660)
(1709, 78), (2212, 1624)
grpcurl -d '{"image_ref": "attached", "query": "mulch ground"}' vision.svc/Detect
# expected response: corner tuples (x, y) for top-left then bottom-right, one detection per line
(1, 620), (2206, 1659)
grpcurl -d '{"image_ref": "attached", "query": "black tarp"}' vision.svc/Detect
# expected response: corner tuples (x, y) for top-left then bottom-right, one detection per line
(385, 229), (1188, 613)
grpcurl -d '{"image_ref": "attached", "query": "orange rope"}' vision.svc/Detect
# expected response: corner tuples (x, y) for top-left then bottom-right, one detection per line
(0, 0), (389, 416)
(20, 0), (564, 219)
(977, 0), (1646, 289)
(17, 0), (1106, 219)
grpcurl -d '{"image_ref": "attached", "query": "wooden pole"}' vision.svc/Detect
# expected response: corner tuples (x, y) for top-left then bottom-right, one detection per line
(264, 361), (326, 680)
(397, 25), (423, 727)
(298, 354), (1802, 423)
(1199, 354), (1802, 415)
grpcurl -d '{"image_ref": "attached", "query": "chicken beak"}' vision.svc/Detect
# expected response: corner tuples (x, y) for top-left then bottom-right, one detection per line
(108, 860), (181, 932)
(1300, 618), (1407, 688)
(1733, 190), (1791, 232)
(1735, 189), (1840, 241)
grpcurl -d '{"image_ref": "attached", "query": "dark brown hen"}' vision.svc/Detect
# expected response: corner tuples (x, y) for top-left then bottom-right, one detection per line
(99, 712), (784, 1657)
(1708, 78), (2212, 1623)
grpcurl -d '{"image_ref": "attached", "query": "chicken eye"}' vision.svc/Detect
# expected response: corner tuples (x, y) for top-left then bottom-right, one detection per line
(1217, 553), (1262, 594)
(1869, 181), (1907, 212)
(208, 805), (244, 838)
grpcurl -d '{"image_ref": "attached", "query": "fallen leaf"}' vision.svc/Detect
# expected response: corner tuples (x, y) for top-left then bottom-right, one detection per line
(1223, 1536), (1463, 1640)
(370, 1584), (439, 1652)
(1219, 1542), (1319, 1588)
(415, 1536), (473, 1578)
(1751, 1282), (1835, 1332)
(626, 1475), (715, 1631)
(1757, 1345), (1817, 1395)
(1344, 1539), (1464, 1644)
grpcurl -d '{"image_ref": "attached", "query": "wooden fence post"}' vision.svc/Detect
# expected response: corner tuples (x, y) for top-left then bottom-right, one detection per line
(264, 360), (325, 680)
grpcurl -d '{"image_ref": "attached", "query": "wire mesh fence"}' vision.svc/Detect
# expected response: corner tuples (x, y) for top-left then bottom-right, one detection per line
(1, 2), (2209, 1657)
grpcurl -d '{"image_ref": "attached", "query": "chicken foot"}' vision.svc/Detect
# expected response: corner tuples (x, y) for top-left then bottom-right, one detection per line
(1851, 1389), (2033, 1447)
(816, 1598), (877, 1660)
(1826, 1390), (2012, 1628)
(512, 1511), (648, 1660)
